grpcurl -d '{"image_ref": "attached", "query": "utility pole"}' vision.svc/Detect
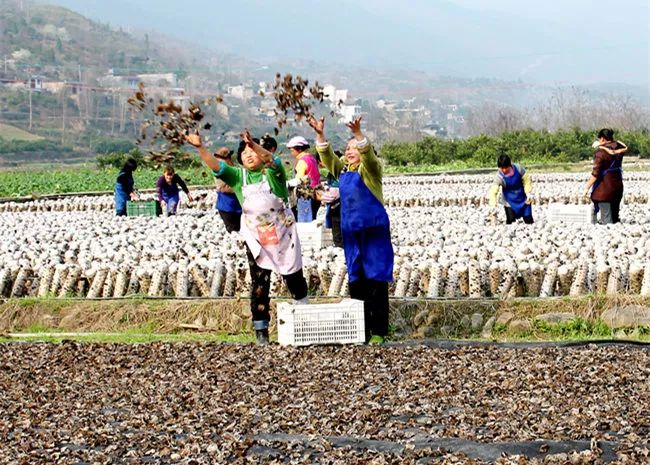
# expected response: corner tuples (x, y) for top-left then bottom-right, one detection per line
(111, 91), (116, 134)
(28, 86), (32, 130)
(61, 87), (66, 144)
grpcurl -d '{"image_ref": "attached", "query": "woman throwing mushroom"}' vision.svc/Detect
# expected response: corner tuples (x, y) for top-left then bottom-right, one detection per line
(186, 130), (309, 344)
(308, 116), (394, 344)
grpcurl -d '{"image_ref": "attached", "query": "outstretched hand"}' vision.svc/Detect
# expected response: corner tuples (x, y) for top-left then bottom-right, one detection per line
(241, 128), (254, 146)
(186, 132), (203, 148)
(346, 116), (363, 138)
(307, 116), (325, 135)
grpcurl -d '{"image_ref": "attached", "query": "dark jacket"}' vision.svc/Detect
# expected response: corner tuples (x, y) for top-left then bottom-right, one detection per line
(157, 174), (189, 201)
(116, 170), (135, 195)
(591, 142), (624, 202)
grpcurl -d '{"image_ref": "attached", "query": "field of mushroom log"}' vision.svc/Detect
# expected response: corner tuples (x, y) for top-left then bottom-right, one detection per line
(0, 171), (649, 300)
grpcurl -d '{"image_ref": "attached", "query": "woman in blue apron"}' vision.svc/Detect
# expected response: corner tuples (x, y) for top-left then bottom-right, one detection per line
(114, 158), (138, 216)
(309, 116), (394, 344)
(213, 147), (243, 232)
(488, 155), (533, 224)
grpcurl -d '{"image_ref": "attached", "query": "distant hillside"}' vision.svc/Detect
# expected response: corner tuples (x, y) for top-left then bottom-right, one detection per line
(0, 0), (194, 81)
(0, 122), (43, 141)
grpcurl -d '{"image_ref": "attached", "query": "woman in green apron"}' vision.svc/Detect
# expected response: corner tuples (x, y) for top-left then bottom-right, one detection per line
(187, 130), (308, 344)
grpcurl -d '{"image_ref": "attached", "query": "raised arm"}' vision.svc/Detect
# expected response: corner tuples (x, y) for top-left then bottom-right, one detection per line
(241, 129), (273, 166)
(186, 132), (223, 172)
(347, 116), (381, 178)
(308, 116), (343, 178)
(597, 141), (628, 156)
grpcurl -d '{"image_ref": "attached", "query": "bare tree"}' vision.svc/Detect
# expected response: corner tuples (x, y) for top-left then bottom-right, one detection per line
(464, 88), (649, 136)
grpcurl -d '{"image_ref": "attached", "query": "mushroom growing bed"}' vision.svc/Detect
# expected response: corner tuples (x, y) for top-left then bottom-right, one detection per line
(0, 172), (649, 299)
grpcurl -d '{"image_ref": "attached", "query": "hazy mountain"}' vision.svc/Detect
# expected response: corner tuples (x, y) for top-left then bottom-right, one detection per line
(33, 0), (649, 87)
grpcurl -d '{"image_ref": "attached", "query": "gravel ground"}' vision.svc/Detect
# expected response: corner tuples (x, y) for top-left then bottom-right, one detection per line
(0, 342), (649, 464)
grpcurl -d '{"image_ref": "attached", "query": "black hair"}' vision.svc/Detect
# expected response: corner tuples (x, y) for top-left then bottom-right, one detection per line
(237, 138), (260, 165)
(261, 135), (278, 152)
(123, 158), (138, 172)
(291, 144), (310, 152)
(597, 128), (615, 141)
(497, 154), (511, 168)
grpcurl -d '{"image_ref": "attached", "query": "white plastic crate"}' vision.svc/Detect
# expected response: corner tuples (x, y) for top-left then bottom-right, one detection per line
(547, 203), (595, 224)
(276, 299), (365, 346)
(296, 220), (333, 249)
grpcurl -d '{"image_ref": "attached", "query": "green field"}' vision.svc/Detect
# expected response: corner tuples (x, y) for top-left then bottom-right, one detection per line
(0, 166), (215, 197)
(1, 159), (648, 197)
(0, 123), (44, 142)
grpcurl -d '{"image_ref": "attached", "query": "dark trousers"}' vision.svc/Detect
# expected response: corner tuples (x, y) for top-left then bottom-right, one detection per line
(311, 198), (321, 220)
(246, 247), (308, 325)
(612, 192), (622, 224)
(329, 204), (343, 248)
(348, 278), (389, 339)
(505, 207), (533, 224)
(218, 210), (241, 233)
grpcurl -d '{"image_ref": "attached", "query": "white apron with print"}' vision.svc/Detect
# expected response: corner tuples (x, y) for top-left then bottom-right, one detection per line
(239, 169), (302, 275)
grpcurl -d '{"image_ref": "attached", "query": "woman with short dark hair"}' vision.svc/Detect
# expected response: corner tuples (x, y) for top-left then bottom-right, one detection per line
(187, 131), (307, 345)
(584, 128), (628, 224)
(114, 158), (138, 216)
(157, 166), (192, 216)
(488, 154), (534, 224)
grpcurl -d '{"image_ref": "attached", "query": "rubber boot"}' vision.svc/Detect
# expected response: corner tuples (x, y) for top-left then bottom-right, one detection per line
(253, 320), (270, 345)
(255, 328), (269, 345)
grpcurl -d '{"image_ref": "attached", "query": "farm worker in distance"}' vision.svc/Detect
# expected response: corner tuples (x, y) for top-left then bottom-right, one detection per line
(114, 157), (138, 216)
(213, 146), (243, 232)
(583, 128), (628, 224)
(308, 115), (394, 345)
(186, 130), (309, 345)
(488, 155), (534, 224)
(286, 136), (321, 222)
(316, 153), (343, 248)
(157, 166), (192, 216)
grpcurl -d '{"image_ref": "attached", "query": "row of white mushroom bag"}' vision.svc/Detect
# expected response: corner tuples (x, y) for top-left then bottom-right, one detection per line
(1, 172), (648, 213)
(0, 199), (649, 299)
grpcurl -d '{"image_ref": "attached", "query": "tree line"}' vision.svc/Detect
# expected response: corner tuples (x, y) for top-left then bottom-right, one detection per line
(380, 128), (650, 168)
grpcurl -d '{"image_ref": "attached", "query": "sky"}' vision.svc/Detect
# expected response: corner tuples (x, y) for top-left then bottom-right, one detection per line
(38, 0), (650, 86)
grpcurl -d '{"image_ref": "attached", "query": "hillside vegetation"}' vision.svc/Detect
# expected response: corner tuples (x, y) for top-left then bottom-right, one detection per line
(0, 2), (189, 78)
(0, 122), (43, 141)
